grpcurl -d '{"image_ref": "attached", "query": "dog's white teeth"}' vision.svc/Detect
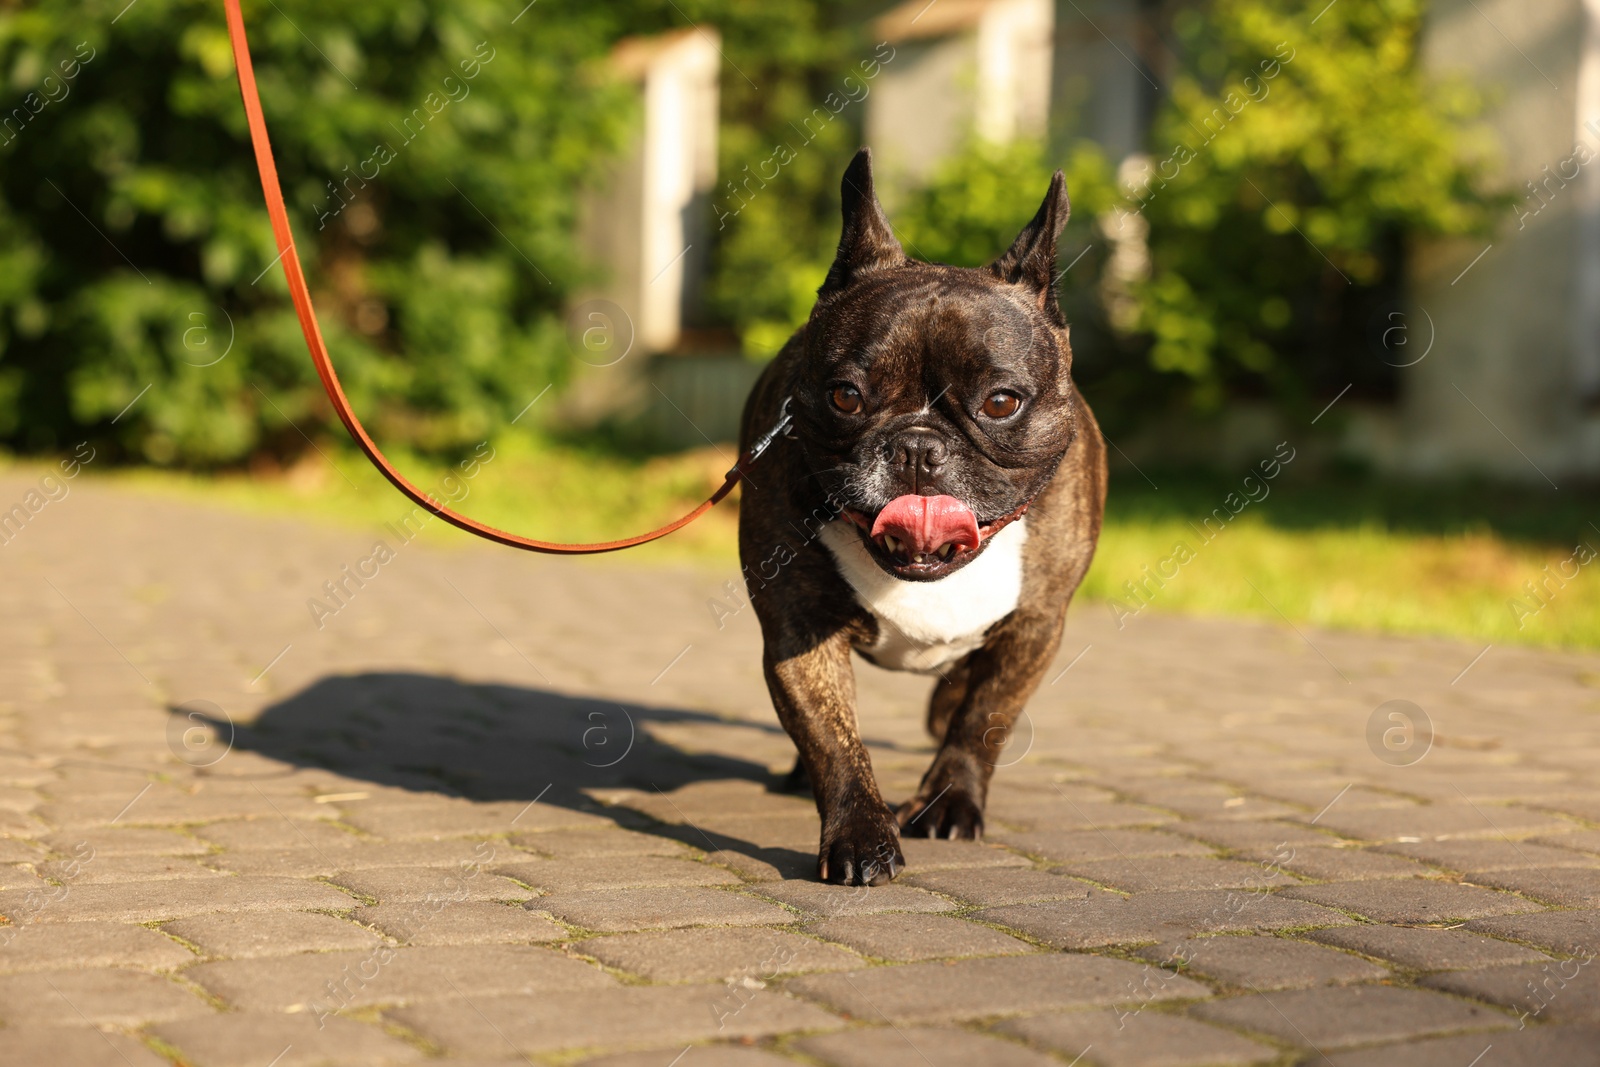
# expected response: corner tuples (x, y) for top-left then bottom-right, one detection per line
(883, 535), (900, 555)
(937, 543), (954, 559)
(913, 553), (925, 564)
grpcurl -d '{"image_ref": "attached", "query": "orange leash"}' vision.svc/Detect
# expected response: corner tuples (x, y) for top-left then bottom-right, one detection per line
(223, 0), (773, 554)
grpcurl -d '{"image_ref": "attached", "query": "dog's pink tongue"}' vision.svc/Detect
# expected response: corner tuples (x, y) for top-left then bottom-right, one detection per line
(871, 495), (980, 555)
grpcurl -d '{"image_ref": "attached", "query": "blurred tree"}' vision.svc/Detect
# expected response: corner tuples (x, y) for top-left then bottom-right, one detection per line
(1123, 0), (1503, 415)
(891, 140), (1118, 270)
(0, 0), (867, 466)
(0, 0), (631, 465)
(641, 0), (870, 359)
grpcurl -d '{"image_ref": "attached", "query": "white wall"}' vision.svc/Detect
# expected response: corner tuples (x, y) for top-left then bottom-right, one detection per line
(580, 29), (721, 357)
(867, 0), (1054, 192)
(1402, 0), (1600, 482)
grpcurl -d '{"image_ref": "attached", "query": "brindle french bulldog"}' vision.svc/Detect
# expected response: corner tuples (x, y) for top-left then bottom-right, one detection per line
(737, 148), (1107, 886)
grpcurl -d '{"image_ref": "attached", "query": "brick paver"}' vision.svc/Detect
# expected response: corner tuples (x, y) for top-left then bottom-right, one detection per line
(3, 472), (1600, 1064)
(797, 1027), (1062, 1066)
(997, 1010), (1281, 1066)
(1132, 934), (1390, 989)
(1191, 985), (1515, 1048)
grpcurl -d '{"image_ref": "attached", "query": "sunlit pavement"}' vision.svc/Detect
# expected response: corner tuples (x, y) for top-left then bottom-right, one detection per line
(2, 471), (1599, 1066)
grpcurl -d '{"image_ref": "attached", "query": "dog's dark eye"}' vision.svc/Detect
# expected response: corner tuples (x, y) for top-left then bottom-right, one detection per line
(830, 384), (863, 415)
(981, 392), (1021, 419)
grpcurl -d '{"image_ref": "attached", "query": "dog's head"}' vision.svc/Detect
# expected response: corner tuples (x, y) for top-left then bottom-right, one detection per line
(792, 148), (1079, 582)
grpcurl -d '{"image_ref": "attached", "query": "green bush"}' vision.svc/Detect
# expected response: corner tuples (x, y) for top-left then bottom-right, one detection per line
(0, 0), (867, 466)
(1, 0), (632, 465)
(694, 3), (875, 359)
(1126, 0), (1502, 413)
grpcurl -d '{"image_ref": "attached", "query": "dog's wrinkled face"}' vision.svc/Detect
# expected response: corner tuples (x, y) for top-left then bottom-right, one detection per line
(792, 149), (1078, 581)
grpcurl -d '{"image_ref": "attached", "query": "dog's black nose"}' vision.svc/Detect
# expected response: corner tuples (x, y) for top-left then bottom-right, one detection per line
(889, 428), (947, 490)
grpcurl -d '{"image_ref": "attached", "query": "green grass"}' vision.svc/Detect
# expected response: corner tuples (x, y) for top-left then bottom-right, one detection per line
(75, 435), (744, 567)
(1084, 468), (1600, 649)
(23, 439), (1600, 649)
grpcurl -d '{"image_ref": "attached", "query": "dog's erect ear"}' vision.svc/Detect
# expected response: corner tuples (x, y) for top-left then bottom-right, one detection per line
(990, 170), (1070, 324)
(819, 148), (905, 298)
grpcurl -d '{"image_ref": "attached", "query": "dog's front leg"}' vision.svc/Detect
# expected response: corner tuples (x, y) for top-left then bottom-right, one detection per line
(763, 632), (904, 886)
(897, 608), (1064, 839)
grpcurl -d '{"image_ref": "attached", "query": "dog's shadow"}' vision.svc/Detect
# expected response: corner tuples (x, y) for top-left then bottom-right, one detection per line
(186, 672), (819, 875)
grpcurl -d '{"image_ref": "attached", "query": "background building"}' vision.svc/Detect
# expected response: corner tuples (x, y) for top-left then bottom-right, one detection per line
(867, 0), (1056, 193)
(1402, 0), (1600, 483)
(568, 29), (728, 437)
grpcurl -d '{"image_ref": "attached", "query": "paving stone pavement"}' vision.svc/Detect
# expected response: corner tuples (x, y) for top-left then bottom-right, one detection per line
(3, 471), (1600, 1065)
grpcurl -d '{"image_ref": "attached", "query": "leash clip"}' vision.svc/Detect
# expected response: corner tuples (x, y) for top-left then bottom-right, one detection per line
(731, 395), (794, 479)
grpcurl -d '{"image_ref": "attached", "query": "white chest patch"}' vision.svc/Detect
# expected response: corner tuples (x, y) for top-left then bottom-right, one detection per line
(818, 518), (1027, 674)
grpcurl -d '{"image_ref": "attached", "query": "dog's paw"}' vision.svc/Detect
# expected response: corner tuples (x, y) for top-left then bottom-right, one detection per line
(897, 781), (985, 840)
(818, 809), (905, 886)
